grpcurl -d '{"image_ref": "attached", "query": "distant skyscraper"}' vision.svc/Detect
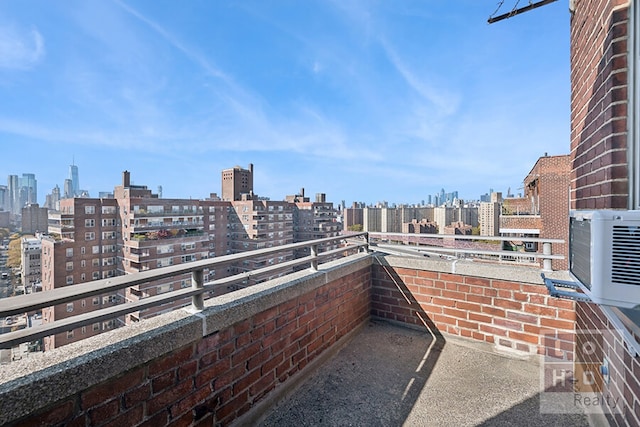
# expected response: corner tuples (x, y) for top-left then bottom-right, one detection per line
(8, 175), (19, 215)
(63, 179), (73, 199)
(69, 163), (80, 197)
(45, 185), (61, 210)
(0, 185), (7, 211)
(20, 173), (37, 206)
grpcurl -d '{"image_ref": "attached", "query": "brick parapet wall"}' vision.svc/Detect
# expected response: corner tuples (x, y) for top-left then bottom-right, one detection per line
(371, 256), (576, 360)
(0, 255), (372, 426)
(570, 0), (630, 209)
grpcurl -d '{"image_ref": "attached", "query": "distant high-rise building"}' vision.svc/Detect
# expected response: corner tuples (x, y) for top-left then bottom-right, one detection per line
(20, 173), (37, 206)
(0, 185), (7, 211)
(221, 163), (254, 201)
(6, 173), (37, 214)
(8, 174), (20, 215)
(479, 193), (502, 237)
(157, 186), (163, 198)
(63, 179), (73, 199)
(69, 163), (80, 197)
(45, 185), (61, 210)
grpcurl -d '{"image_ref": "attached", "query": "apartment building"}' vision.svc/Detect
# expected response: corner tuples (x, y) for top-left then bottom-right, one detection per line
(443, 221), (472, 235)
(40, 168), (336, 349)
(402, 219), (437, 234)
(42, 196), (120, 350)
(115, 174), (224, 321)
(360, 206), (435, 233)
(500, 154), (570, 269)
(292, 193), (340, 260)
(228, 197), (294, 285)
(222, 163), (254, 201)
(20, 236), (42, 292)
(478, 192), (502, 237)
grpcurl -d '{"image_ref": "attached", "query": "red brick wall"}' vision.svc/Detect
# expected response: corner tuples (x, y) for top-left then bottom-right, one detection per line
(570, 0), (630, 209)
(372, 263), (575, 359)
(576, 302), (640, 426)
(14, 267), (371, 426)
(533, 156), (571, 270)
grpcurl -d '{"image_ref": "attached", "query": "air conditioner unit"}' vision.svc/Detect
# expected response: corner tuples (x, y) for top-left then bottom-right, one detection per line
(569, 210), (640, 308)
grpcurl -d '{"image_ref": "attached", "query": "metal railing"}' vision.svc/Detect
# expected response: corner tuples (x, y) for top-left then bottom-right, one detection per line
(0, 233), (368, 349)
(367, 232), (563, 271)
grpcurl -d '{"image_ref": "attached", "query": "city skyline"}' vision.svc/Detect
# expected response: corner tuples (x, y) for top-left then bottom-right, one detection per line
(0, 1), (569, 205)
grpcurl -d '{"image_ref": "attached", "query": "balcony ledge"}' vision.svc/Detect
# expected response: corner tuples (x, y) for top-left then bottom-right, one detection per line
(0, 253), (372, 425)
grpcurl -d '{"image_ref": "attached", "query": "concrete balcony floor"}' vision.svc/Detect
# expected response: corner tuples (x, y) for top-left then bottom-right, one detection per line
(260, 320), (589, 427)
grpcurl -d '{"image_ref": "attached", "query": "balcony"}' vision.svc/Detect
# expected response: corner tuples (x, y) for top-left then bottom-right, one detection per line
(0, 234), (635, 426)
(128, 230), (207, 247)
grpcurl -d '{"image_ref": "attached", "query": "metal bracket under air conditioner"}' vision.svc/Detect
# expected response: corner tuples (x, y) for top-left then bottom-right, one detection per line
(541, 273), (592, 303)
(541, 274), (640, 357)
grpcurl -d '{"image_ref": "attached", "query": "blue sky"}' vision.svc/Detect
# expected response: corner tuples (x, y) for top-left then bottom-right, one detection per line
(0, 0), (570, 206)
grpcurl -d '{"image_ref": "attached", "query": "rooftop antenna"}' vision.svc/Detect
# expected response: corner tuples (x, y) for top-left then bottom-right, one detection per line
(488, 0), (558, 24)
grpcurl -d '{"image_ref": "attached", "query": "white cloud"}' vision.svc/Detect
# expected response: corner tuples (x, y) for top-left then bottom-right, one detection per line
(379, 38), (459, 116)
(0, 25), (45, 70)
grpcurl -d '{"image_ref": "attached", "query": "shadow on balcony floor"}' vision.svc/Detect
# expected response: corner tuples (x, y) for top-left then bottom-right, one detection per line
(259, 320), (589, 427)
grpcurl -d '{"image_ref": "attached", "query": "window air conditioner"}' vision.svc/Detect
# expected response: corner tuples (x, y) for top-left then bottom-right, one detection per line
(569, 210), (640, 308)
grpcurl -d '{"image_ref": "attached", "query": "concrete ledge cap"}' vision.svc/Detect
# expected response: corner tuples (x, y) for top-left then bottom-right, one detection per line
(376, 254), (571, 284)
(202, 253), (372, 335)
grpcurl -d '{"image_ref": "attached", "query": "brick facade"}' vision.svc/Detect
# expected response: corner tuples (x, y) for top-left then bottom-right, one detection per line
(570, 0), (630, 209)
(570, 1), (640, 425)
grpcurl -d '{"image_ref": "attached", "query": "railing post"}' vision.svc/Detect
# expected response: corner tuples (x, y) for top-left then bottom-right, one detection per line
(310, 244), (318, 271)
(190, 268), (204, 312)
(542, 242), (552, 272)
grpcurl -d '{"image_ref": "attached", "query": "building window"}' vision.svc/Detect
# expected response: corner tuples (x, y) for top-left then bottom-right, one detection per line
(85, 232), (95, 241)
(92, 246), (99, 254)
(66, 248), (73, 257)
(102, 206), (116, 214)
(81, 260), (86, 268)
(66, 261), (73, 271)
(103, 320), (114, 330)
(81, 247), (86, 254)
(85, 219), (95, 227)
(66, 303), (73, 312)
(92, 297), (99, 305)
(157, 283), (174, 294)
(67, 330), (74, 339)
(85, 205), (95, 214)
(81, 273), (86, 281)
(92, 272), (100, 280)
(81, 326), (86, 334)
(66, 276), (73, 285)
(92, 322), (100, 331)
(157, 257), (173, 268)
